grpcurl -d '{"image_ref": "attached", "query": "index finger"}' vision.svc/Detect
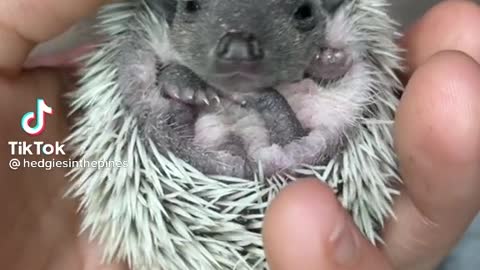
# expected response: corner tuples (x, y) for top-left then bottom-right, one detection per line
(0, 0), (108, 75)
(401, 0), (480, 73)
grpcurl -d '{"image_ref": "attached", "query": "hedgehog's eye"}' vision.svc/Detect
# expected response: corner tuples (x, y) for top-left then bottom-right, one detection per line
(294, 3), (313, 21)
(184, 0), (201, 13)
(293, 2), (317, 32)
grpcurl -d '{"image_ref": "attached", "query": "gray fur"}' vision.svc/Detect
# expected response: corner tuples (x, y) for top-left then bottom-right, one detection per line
(243, 89), (307, 146)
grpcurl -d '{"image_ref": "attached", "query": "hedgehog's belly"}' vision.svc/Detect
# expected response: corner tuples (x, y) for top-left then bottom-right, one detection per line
(192, 101), (298, 176)
(193, 101), (267, 150)
(276, 61), (375, 164)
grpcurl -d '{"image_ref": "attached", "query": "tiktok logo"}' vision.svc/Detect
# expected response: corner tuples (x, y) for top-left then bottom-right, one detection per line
(21, 98), (54, 136)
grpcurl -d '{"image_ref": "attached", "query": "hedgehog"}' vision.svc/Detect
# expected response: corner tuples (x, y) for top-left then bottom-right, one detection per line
(66, 0), (404, 269)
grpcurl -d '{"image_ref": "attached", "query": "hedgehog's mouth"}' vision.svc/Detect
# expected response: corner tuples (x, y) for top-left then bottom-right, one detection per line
(208, 73), (272, 92)
(303, 47), (353, 84)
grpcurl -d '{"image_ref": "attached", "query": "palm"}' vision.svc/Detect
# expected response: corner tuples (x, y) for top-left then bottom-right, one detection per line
(0, 70), (124, 270)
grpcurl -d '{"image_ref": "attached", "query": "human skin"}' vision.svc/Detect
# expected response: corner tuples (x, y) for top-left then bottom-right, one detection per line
(0, 0), (479, 270)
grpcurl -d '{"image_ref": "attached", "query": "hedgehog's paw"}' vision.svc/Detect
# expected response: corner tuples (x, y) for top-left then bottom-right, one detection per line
(252, 144), (295, 177)
(305, 48), (353, 82)
(214, 150), (255, 179)
(158, 65), (220, 106)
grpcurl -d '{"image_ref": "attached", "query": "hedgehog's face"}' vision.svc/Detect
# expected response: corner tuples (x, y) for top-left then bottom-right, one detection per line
(163, 0), (347, 92)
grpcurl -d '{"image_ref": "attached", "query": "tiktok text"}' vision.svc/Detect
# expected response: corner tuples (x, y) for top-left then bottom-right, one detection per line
(8, 141), (66, 156)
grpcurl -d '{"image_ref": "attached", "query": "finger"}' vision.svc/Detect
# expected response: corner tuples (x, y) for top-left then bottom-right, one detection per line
(263, 179), (393, 270)
(0, 68), (76, 269)
(402, 0), (480, 74)
(0, 0), (108, 74)
(78, 236), (129, 270)
(383, 51), (480, 269)
(24, 44), (95, 69)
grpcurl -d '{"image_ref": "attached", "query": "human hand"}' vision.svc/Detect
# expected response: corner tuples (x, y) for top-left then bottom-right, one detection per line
(1, 1), (479, 270)
(0, 0), (126, 269)
(263, 1), (480, 269)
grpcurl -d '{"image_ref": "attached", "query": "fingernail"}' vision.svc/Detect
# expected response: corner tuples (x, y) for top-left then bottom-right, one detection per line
(329, 217), (360, 266)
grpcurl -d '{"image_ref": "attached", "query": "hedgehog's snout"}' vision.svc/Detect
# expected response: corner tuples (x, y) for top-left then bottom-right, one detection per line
(215, 31), (264, 62)
(211, 31), (264, 76)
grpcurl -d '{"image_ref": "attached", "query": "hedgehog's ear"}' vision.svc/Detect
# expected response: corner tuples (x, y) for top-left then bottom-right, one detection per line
(147, 0), (178, 25)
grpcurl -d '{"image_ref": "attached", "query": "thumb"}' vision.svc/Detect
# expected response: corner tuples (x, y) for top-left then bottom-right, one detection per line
(0, 0), (108, 74)
(263, 179), (392, 270)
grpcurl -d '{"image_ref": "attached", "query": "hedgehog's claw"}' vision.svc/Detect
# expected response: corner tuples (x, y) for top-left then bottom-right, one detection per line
(181, 88), (196, 102)
(194, 90), (209, 105)
(161, 83), (181, 100)
(206, 88), (221, 105)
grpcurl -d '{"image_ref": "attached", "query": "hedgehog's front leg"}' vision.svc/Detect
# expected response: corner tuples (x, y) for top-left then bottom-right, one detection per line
(116, 37), (252, 179)
(157, 64), (220, 106)
(237, 88), (307, 175)
(304, 47), (354, 83)
(243, 88), (307, 146)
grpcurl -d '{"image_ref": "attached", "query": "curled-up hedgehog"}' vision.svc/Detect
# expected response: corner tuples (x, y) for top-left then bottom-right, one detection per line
(67, 0), (404, 269)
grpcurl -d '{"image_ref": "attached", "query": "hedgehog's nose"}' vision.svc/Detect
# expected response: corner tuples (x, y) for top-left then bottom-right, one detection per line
(215, 31), (264, 62)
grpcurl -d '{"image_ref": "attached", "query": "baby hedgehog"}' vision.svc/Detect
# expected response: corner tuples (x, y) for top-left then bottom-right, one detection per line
(67, 0), (404, 269)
